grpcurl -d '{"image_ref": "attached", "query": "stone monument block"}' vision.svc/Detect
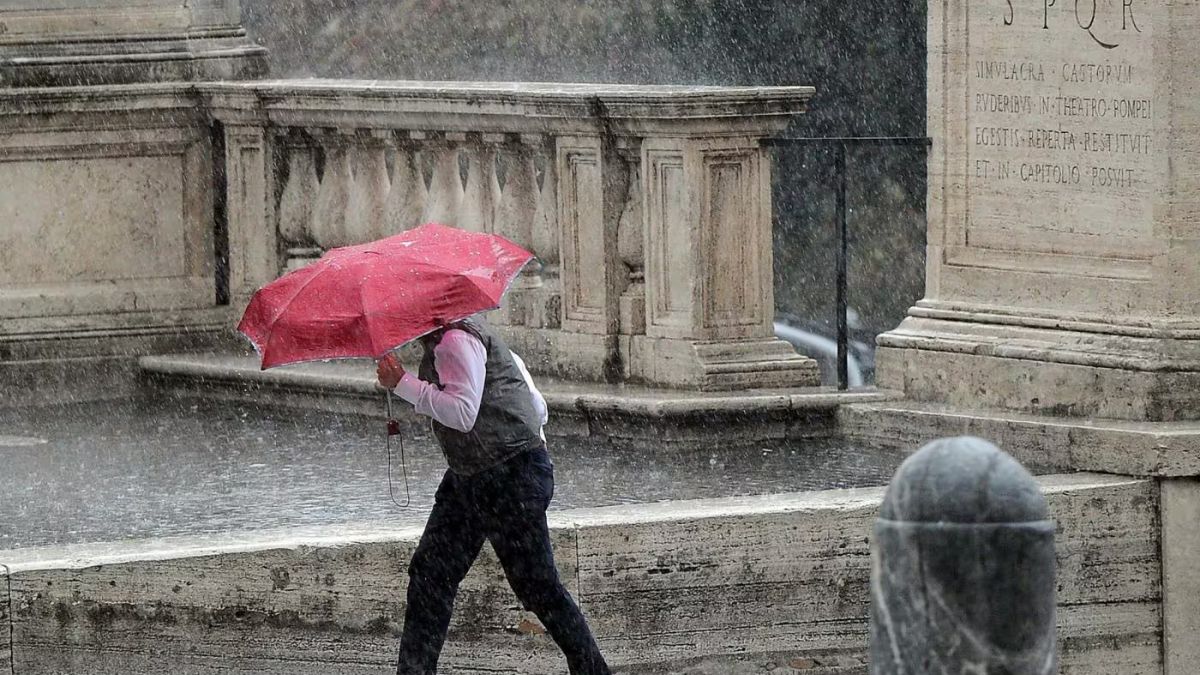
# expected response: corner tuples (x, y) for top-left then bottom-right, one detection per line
(879, 0), (1200, 421)
(0, 0), (266, 86)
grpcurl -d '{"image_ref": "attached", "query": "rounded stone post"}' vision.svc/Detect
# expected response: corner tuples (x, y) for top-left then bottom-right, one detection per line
(870, 436), (1057, 674)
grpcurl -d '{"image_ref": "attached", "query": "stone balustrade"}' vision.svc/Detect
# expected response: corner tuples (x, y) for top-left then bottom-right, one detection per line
(270, 127), (559, 329)
(204, 80), (821, 389)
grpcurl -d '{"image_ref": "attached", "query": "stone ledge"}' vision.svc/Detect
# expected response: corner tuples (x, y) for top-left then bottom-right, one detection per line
(138, 352), (895, 449)
(0, 319), (236, 409)
(876, 315), (1200, 422)
(201, 79), (815, 132)
(0, 474), (1158, 674)
(0, 473), (1138, 570)
(840, 401), (1200, 477)
(138, 352), (890, 414)
(0, 307), (237, 354)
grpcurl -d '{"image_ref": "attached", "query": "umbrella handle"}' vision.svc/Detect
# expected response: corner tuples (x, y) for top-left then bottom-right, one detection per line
(385, 392), (411, 508)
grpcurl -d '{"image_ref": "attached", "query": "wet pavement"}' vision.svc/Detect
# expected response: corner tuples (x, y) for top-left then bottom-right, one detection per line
(0, 396), (904, 551)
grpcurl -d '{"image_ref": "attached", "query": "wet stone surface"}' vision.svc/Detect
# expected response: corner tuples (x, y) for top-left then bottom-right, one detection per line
(0, 396), (902, 551)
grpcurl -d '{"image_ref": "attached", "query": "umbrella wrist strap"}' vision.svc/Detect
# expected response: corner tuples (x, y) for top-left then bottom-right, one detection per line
(385, 393), (411, 508)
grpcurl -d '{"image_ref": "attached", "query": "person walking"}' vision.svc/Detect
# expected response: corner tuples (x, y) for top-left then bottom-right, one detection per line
(377, 317), (611, 675)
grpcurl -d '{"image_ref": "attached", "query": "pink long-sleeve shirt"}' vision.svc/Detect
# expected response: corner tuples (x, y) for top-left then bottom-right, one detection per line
(393, 329), (548, 436)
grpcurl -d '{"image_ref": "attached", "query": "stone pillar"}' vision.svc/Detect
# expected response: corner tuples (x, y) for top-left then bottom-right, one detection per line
(0, 0), (265, 86)
(556, 134), (624, 380)
(619, 127), (819, 390)
(878, 0), (1200, 421)
(870, 437), (1057, 674)
(223, 124), (277, 311)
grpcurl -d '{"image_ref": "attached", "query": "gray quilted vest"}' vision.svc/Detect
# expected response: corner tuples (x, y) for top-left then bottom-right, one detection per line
(418, 319), (543, 475)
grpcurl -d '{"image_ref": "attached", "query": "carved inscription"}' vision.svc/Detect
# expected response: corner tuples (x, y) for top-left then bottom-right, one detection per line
(966, 0), (1155, 259)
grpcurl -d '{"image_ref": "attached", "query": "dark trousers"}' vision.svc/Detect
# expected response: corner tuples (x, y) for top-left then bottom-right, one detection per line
(396, 445), (610, 675)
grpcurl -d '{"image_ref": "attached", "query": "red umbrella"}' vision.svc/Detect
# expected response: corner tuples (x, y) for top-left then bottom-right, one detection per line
(237, 222), (533, 509)
(237, 222), (534, 370)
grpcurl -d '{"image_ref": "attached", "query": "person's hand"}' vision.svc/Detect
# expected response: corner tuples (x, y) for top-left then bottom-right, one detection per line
(376, 353), (406, 390)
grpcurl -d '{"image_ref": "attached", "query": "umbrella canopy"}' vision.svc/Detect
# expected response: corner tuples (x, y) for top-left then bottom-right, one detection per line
(238, 223), (534, 369)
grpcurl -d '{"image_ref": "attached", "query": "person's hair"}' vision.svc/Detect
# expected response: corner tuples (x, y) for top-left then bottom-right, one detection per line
(419, 318), (484, 351)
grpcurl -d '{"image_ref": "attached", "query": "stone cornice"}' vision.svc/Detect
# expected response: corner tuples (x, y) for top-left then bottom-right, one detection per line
(0, 79), (815, 136)
(201, 79), (815, 136)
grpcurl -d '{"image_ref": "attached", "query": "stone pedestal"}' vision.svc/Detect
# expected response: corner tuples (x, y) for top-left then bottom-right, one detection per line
(0, 0), (265, 405)
(555, 128), (819, 389)
(878, 0), (1200, 421)
(0, 0), (266, 86)
(866, 7), (1200, 673)
(609, 117), (822, 390)
(0, 85), (233, 406)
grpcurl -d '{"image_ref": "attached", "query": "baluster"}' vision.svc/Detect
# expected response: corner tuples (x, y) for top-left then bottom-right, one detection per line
(384, 131), (427, 233)
(277, 134), (321, 269)
(310, 129), (354, 250)
(422, 133), (464, 227)
(617, 139), (645, 336)
(346, 131), (390, 243)
(492, 135), (542, 325)
(460, 134), (502, 233)
(529, 140), (561, 329)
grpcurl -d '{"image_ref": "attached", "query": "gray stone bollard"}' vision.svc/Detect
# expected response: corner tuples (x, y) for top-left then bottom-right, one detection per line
(869, 436), (1057, 674)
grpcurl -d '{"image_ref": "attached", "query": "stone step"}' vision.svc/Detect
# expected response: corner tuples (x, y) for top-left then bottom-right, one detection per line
(139, 352), (896, 451)
(839, 400), (1200, 477)
(0, 473), (1159, 674)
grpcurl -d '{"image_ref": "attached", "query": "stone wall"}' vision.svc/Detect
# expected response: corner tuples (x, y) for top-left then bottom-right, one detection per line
(1, 474), (1160, 673)
(205, 80), (822, 391)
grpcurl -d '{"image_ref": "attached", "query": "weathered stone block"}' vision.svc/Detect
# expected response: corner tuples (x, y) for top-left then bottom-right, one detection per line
(880, 0), (1200, 424)
(0, 114), (215, 322)
(8, 529), (579, 673)
(1161, 479), (1200, 675)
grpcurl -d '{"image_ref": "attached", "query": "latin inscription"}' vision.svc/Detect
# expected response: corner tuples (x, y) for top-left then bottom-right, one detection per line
(966, 0), (1155, 258)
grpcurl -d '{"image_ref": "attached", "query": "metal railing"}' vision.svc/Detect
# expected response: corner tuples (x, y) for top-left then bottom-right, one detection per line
(763, 136), (932, 390)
